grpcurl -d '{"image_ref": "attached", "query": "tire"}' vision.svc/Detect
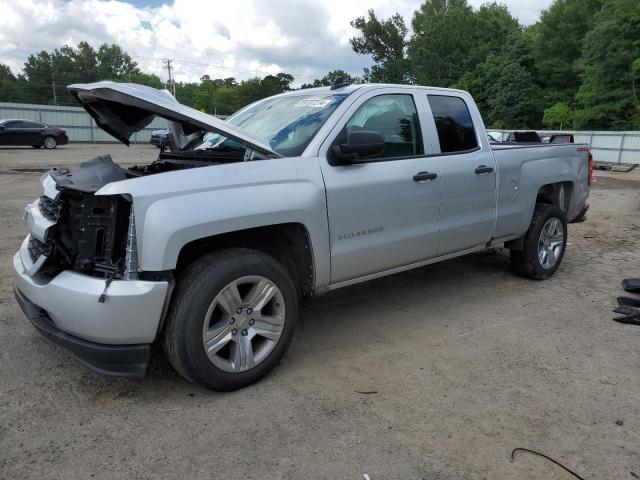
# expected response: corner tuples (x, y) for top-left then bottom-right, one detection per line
(43, 136), (57, 149)
(163, 248), (298, 391)
(510, 204), (568, 280)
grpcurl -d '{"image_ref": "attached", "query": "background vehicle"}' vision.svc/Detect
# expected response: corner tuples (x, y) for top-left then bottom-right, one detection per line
(149, 129), (171, 150)
(13, 82), (591, 391)
(549, 133), (575, 143)
(505, 131), (542, 143)
(0, 119), (68, 149)
(486, 130), (506, 142)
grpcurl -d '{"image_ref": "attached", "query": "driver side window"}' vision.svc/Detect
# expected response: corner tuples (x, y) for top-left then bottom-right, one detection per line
(345, 94), (424, 159)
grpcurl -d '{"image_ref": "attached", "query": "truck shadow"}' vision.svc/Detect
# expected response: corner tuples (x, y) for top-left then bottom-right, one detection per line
(298, 248), (514, 334)
(146, 248), (515, 387)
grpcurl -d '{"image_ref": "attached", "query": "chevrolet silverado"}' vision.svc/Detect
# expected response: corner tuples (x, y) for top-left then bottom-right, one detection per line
(13, 81), (591, 390)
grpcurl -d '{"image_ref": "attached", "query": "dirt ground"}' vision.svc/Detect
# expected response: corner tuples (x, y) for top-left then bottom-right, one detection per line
(1, 144), (639, 480)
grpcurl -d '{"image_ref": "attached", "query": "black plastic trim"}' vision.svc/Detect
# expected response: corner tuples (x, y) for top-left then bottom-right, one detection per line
(425, 145), (482, 157)
(14, 287), (150, 379)
(336, 153), (428, 165)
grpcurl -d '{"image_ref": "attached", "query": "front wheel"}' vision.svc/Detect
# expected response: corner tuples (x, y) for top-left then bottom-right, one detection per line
(510, 204), (568, 280)
(163, 248), (298, 391)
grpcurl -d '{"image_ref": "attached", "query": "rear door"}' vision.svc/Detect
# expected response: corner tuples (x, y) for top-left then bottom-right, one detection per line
(422, 93), (497, 255)
(319, 87), (442, 284)
(19, 121), (45, 145)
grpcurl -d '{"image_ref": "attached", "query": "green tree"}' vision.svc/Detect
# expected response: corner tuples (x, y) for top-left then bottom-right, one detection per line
(20, 42), (155, 104)
(350, 9), (410, 83)
(633, 58), (640, 126)
(543, 102), (574, 128)
(408, 0), (519, 86)
(532, 0), (603, 105)
(0, 64), (20, 102)
(456, 33), (542, 128)
(574, 0), (640, 129)
(22, 50), (58, 104)
(96, 44), (139, 80)
(300, 70), (361, 88)
(126, 71), (163, 89)
(70, 41), (98, 80)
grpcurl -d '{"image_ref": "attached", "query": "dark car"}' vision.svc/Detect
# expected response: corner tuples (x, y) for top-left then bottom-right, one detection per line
(505, 131), (542, 143)
(0, 119), (69, 149)
(150, 129), (171, 150)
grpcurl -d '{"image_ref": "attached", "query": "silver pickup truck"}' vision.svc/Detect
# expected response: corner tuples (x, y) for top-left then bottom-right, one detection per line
(13, 81), (591, 390)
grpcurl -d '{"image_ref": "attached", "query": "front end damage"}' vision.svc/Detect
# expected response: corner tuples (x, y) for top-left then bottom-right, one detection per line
(13, 160), (170, 378)
(22, 155), (143, 280)
(14, 80), (280, 377)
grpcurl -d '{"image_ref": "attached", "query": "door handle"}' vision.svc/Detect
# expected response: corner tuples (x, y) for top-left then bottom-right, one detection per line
(475, 165), (494, 175)
(413, 171), (438, 182)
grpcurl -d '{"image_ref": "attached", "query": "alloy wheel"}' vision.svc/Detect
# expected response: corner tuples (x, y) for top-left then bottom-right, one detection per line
(201, 275), (286, 373)
(538, 217), (564, 269)
(44, 137), (56, 149)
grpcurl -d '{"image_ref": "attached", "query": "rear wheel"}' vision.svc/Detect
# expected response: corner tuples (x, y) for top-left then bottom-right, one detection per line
(43, 136), (57, 149)
(510, 204), (567, 280)
(163, 248), (298, 391)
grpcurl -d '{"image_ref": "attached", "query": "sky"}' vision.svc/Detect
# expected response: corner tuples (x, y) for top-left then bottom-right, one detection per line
(0, 0), (553, 86)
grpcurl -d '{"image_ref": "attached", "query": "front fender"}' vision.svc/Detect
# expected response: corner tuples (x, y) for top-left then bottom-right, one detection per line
(96, 157), (331, 288)
(141, 180), (327, 268)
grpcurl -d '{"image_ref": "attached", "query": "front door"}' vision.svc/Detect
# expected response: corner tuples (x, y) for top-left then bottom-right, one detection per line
(320, 89), (442, 284)
(0, 121), (20, 145)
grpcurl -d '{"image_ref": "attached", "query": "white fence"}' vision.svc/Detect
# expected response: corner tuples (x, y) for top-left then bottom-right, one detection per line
(0, 102), (168, 144)
(571, 131), (640, 165)
(495, 130), (640, 165)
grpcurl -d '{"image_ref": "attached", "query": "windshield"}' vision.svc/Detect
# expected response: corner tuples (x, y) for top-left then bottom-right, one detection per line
(192, 93), (349, 157)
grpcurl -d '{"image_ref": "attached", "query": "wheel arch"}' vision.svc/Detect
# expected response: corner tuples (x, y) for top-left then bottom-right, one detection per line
(506, 181), (573, 251)
(535, 181), (573, 214)
(174, 223), (317, 298)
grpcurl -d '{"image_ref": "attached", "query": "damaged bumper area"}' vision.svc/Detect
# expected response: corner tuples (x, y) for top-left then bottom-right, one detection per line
(13, 160), (171, 378)
(14, 287), (151, 378)
(13, 243), (169, 377)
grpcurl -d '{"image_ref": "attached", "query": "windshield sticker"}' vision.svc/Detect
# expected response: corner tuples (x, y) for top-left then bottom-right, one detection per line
(294, 98), (333, 108)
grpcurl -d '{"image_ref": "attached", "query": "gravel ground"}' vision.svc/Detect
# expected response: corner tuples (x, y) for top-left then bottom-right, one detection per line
(1, 145), (639, 480)
(0, 143), (158, 170)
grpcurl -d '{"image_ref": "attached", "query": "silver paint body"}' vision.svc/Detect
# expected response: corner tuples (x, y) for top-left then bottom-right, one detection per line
(13, 83), (589, 345)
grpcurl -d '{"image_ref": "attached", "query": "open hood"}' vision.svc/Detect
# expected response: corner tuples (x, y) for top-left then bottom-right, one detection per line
(67, 81), (280, 158)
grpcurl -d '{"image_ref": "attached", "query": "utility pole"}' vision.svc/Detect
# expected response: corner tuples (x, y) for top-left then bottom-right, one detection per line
(51, 61), (57, 105)
(164, 59), (175, 96)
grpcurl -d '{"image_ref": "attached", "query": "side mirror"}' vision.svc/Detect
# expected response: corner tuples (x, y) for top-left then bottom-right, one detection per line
(333, 130), (384, 163)
(0, 125), (5, 130)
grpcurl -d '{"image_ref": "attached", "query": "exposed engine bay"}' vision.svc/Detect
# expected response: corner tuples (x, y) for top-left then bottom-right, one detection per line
(34, 157), (132, 279)
(36, 148), (246, 280)
(128, 146), (245, 176)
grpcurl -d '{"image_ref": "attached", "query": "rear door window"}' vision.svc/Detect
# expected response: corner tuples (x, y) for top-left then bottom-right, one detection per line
(427, 95), (478, 153)
(18, 121), (43, 128)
